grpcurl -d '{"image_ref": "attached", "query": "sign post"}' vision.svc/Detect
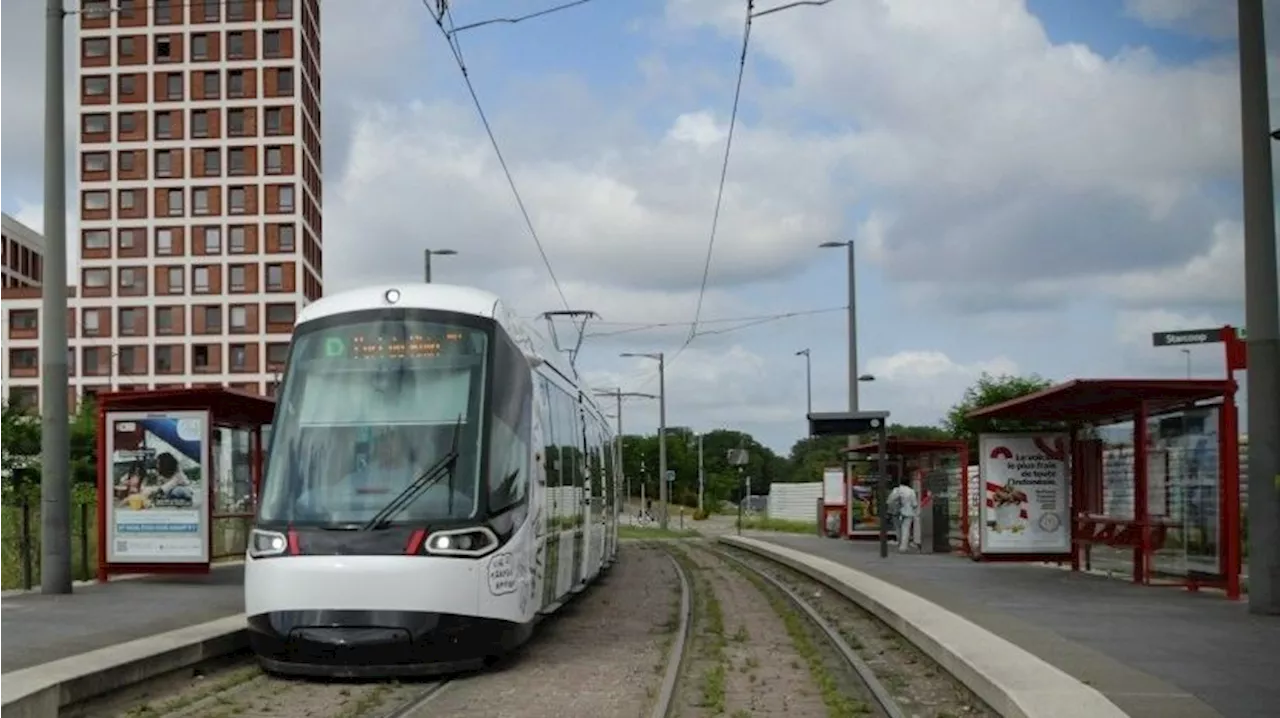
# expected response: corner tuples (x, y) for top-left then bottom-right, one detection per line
(808, 411), (891, 557)
(729, 449), (749, 535)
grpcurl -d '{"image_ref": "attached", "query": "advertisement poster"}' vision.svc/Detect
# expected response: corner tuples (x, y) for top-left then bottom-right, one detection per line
(978, 433), (1070, 554)
(105, 411), (210, 563)
(822, 467), (845, 506)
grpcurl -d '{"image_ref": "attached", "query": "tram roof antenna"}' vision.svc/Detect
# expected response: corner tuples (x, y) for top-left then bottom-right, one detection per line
(540, 309), (599, 371)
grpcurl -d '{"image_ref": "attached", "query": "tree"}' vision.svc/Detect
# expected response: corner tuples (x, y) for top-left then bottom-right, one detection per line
(616, 428), (782, 510)
(943, 372), (1058, 455)
(2, 401), (42, 498)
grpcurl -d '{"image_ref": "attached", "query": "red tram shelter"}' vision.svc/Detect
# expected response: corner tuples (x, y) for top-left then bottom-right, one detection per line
(96, 387), (275, 581)
(839, 439), (968, 549)
(967, 378), (1242, 600)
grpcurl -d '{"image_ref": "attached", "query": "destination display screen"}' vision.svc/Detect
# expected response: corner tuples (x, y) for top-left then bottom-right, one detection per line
(323, 331), (470, 360)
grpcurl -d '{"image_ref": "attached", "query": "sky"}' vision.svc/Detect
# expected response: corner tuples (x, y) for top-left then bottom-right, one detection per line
(2, 0), (1279, 455)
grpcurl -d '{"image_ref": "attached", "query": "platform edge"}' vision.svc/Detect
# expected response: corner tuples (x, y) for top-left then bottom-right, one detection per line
(0, 614), (247, 717)
(718, 535), (1130, 718)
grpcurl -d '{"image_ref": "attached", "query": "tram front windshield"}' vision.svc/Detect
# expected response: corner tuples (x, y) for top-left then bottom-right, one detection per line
(257, 314), (489, 527)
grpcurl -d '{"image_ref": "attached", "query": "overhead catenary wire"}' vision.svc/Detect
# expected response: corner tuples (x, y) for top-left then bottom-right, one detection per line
(585, 306), (846, 338)
(446, 0), (602, 35)
(422, 0), (572, 312)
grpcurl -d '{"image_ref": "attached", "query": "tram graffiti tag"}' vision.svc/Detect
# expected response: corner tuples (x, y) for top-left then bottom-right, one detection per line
(487, 552), (518, 595)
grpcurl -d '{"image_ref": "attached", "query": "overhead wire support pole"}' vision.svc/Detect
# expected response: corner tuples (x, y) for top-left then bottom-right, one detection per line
(592, 388), (658, 509)
(40, 0), (72, 596)
(1238, 0), (1280, 615)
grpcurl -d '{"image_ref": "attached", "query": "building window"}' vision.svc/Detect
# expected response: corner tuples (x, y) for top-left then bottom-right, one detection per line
(229, 225), (247, 253)
(266, 265), (284, 291)
(204, 227), (222, 254)
(118, 150), (135, 172)
(193, 187), (211, 215)
(191, 33), (209, 60)
(155, 0), (172, 22)
(84, 76), (109, 96)
(229, 186), (247, 214)
(119, 267), (143, 290)
(84, 229), (110, 249)
(84, 37), (109, 57)
(165, 73), (183, 100)
(83, 152), (109, 172)
(118, 189), (137, 211)
(203, 71), (220, 99)
(118, 228), (139, 249)
(265, 108), (283, 135)
(229, 265), (247, 291)
(118, 74), (136, 96)
(229, 148), (247, 175)
(85, 268), (110, 287)
(155, 112), (172, 139)
(84, 113), (109, 133)
(230, 306), (248, 331)
(193, 266), (211, 293)
(228, 0), (248, 21)
(156, 308), (174, 334)
(203, 148), (221, 176)
(202, 307), (221, 332)
(155, 149), (173, 177)
(278, 185), (294, 212)
(156, 228), (174, 255)
(10, 348), (38, 370)
(119, 307), (143, 335)
(155, 346), (176, 373)
(265, 146), (283, 174)
(83, 310), (101, 336)
(276, 69), (294, 96)
(230, 344), (248, 370)
(201, 0), (219, 21)
(167, 188), (183, 216)
(266, 304), (295, 325)
(264, 30), (282, 57)
(192, 109), (210, 138)
(155, 36), (172, 61)
(276, 0), (293, 18)
(84, 191), (109, 211)
(193, 345), (213, 371)
(9, 309), (37, 330)
(167, 266), (184, 293)
(118, 112), (137, 134)
(278, 224), (295, 251)
(84, 0), (110, 18)
(227, 33), (245, 59)
(228, 72), (246, 100)
(119, 36), (135, 56)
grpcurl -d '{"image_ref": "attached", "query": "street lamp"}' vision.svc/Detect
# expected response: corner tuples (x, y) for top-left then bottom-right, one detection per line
(819, 240), (859, 413)
(620, 352), (667, 529)
(1180, 349), (1192, 379)
(423, 248), (458, 283)
(592, 388), (657, 513)
(795, 348), (812, 415)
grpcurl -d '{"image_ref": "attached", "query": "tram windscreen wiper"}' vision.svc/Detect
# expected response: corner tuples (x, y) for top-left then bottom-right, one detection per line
(362, 416), (463, 532)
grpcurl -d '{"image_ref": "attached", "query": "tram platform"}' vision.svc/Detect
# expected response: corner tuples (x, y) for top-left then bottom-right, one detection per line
(0, 563), (244, 673)
(735, 532), (1279, 718)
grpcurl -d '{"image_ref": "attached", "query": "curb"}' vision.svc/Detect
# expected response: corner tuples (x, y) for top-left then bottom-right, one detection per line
(1, 614), (248, 718)
(718, 535), (1130, 718)
(0, 560), (246, 598)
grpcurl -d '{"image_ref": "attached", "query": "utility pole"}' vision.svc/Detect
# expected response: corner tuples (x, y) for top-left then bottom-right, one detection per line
(1239, 0), (1280, 615)
(40, 0), (72, 596)
(423, 248), (457, 283)
(593, 388), (657, 513)
(618, 352), (668, 528)
(796, 348), (812, 415)
(697, 434), (705, 513)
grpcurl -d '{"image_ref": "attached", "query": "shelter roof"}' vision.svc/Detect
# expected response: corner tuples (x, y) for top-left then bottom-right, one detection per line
(97, 387), (275, 426)
(965, 379), (1233, 424)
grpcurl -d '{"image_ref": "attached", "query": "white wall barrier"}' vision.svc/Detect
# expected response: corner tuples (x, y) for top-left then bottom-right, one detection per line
(766, 482), (824, 522)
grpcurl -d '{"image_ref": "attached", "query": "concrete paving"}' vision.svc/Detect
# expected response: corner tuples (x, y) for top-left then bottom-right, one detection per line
(751, 533), (1280, 718)
(0, 566), (244, 672)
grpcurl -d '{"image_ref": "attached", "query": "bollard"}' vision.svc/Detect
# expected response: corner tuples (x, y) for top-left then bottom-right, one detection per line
(21, 498), (34, 590)
(79, 501), (90, 579)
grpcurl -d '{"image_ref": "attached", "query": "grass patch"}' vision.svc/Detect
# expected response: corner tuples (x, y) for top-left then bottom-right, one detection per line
(619, 525), (700, 540)
(715, 550), (874, 718)
(335, 683), (393, 718)
(123, 665), (263, 717)
(737, 516), (818, 534)
(666, 544), (727, 715)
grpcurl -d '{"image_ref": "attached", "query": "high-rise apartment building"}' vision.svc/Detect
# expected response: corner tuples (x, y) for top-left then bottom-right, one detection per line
(2, 213), (46, 289)
(74, 0), (322, 398)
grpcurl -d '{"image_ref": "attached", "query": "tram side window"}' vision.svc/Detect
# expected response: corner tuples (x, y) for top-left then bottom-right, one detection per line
(536, 377), (554, 485)
(487, 333), (532, 512)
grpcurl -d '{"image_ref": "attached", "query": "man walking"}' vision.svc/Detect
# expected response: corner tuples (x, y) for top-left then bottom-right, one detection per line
(888, 476), (919, 552)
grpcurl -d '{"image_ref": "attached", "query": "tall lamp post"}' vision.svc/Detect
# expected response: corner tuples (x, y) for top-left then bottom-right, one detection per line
(620, 352), (667, 529)
(818, 240), (859, 414)
(795, 348), (812, 415)
(423, 248), (457, 283)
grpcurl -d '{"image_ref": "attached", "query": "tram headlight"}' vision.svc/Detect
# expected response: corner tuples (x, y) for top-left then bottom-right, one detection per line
(424, 526), (499, 558)
(248, 528), (289, 559)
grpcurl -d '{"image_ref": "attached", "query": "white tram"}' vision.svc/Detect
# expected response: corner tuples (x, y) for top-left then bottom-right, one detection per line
(244, 284), (620, 677)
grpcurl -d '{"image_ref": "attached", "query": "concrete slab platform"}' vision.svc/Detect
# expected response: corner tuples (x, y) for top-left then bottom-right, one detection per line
(0, 564), (244, 672)
(736, 532), (1280, 718)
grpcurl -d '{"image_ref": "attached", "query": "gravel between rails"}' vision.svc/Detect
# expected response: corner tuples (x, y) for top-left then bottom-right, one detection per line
(719, 544), (999, 718)
(405, 543), (682, 718)
(669, 542), (830, 718)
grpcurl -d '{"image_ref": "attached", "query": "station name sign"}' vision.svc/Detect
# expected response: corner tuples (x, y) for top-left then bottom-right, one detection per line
(1152, 328), (1224, 347)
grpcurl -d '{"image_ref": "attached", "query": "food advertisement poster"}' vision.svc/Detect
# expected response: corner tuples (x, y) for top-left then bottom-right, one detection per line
(105, 411), (210, 563)
(978, 433), (1070, 554)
